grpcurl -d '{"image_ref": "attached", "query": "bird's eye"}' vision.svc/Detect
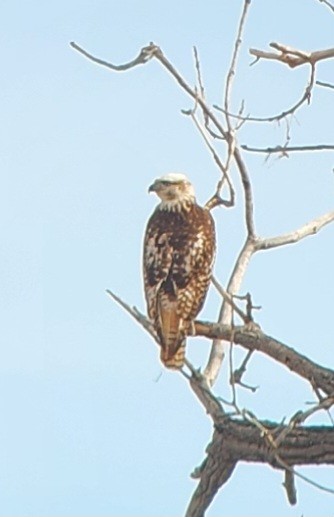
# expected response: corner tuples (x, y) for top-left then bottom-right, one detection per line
(161, 181), (182, 186)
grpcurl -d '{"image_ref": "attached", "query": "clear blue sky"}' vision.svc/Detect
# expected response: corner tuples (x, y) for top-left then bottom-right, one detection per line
(1, 0), (334, 515)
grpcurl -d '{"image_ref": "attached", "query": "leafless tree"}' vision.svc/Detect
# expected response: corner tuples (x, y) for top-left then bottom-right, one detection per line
(71, 1), (334, 515)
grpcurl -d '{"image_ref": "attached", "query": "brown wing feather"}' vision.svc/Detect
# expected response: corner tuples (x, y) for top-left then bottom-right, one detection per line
(143, 204), (215, 368)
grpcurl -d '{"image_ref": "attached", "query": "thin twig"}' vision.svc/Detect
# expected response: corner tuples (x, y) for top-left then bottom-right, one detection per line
(181, 109), (235, 208)
(216, 61), (316, 123)
(231, 350), (257, 392)
(211, 277), (248, 322)
(193, 47), (206, 112)
(242, 143), (334, 154)
(153, 47), (229, 138)
(234, 148), (257, 238)
(70, 41), (157, 70)
(276, 396), (334, 447)
(191, 47), (236, 208)
(105, 289), (156, 338)
(316, 80), (334, 90)
(224, 0), (252, 132)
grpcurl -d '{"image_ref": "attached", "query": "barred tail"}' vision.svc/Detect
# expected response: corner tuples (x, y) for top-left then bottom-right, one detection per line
(160, 340), (186, 369)
(156, 295), (186, 369)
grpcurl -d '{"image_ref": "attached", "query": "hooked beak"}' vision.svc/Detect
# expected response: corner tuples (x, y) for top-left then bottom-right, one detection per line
(148, 182), (156, 193)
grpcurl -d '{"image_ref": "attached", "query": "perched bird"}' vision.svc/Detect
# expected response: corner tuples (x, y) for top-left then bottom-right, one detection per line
(143, 173), (216, 368)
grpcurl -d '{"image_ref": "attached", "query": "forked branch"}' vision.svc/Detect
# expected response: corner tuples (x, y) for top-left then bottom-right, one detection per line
(249, 43), (334, 68)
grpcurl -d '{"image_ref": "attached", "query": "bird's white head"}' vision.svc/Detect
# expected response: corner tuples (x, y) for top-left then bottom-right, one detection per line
(148, 173), (196, 211)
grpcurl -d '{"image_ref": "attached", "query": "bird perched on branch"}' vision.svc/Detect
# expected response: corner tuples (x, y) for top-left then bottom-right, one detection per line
(143, 173), (216, 369)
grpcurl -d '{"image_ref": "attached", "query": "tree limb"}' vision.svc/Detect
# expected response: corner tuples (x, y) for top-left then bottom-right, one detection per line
(204, 240), (256, 386)
(256, 211), (334, 251)
(195, 321), (334, 396)
(186, 420), (334, 517)
(185, 455), (237, 517)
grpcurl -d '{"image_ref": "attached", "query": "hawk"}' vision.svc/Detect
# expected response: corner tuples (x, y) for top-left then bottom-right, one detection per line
(143, 173), (216, 369)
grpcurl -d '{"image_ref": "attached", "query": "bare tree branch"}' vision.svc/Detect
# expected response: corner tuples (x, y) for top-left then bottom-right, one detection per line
(211, 276), (249, 323)
(284, 470), (297, 505)
(195, 321), (334, 396)
(222, 0), (256, 233)
(201, 0), (257, 386)
(185, 455), (237, 517)
(204, 240), (256, 386)
(215, 43), (334, 125)
(70, 41), (157, 70)
(106, 280), (334, 398)
(234, 148), (256, 237)
(241, 143), (334, 154)
(186, 420), (334, 517)
(317, 0), (334, 13)
(203, 209), (334, 389)
(256, 211), (334, 251)
(105, 289), (156, 339)
(278, 396), (334, 437)
(249, 43), (334, 68)
(217, 60), (316, 123)
(224, 0), (252, 132)
(317, 79), (334, 90)
(181, 108), (235, 208)
(71, 40), (225, 135)
(193, 46), (206, 106)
